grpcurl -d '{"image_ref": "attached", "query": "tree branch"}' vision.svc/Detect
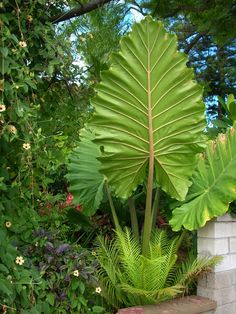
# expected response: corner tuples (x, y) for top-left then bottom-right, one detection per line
(184, 33), (204, 54)
(50, 0), (112, 24)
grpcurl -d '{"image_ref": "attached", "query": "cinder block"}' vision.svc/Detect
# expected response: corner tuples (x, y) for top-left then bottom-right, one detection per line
(214, 254), (232, 272)
(197, 237), (229, 255)
(232, 269), (236, 286)
(230, 237), (236, 253)
(197, 287), (222, 303)
(198, 222), (236, 238)
(217, 287), (236, 305)
(216, 214), (236, 222)
(230, 254), (236, 270)
(214, 303), (234, 314)
(198, 273), (208, 288)
(198, 286), (236, 306)
(201, 271), (233, 289)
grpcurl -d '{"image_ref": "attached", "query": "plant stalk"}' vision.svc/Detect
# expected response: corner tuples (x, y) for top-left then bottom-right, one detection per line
(176, 229), (187, 252)
(105, 181), (121, 232)
(128, 197), (139, 240)
(151, 187), (160, 229)
(142, 35), (154, 257)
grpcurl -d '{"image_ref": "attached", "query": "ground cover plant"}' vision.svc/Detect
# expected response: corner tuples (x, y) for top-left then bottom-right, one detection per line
(0, 203), (110, 313)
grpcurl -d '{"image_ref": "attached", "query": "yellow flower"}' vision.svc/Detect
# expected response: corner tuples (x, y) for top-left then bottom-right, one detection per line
(15, 256), (24, 265)
(95, 287), (102, 294)
(12, 48), (17, 53)
(9, 125), (17, 135)
(73, 270), (80, 277)
(91, 251), (96, 256)
(27, 15), (33, 23)
(23, 143), (31, 150)
(0, 104), (6, 112)
(5, 221), (12, 228)
(19, 41), (27, 48)
(88, 33), (93, 39)
(79, 36), (85, 42)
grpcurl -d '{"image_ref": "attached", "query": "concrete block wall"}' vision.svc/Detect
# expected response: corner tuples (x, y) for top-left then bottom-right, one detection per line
(197, 214), (236, 313)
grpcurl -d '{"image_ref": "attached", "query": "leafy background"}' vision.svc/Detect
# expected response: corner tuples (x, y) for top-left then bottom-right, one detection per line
(0, 0), (236, 312)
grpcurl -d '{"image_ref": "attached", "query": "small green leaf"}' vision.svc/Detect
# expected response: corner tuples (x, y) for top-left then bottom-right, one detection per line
(226, 94), (235, 107)
(92, 306), (105, 313)
(71, 278), (80, 290)
(0, 278), (13, 296)
(229, 102), (236, 120)
(0, 264), (9, 274)
(46, 292), (55, 306)
(0, 47), (9, 58)
(79, 281), (85, 294)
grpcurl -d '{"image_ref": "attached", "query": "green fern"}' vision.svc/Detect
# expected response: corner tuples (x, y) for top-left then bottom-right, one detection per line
(96, 229), (221, 308)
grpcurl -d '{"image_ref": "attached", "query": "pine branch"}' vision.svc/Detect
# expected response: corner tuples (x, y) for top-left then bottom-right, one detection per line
(50, 0), (112, 24)
(184, 33), (204, 54)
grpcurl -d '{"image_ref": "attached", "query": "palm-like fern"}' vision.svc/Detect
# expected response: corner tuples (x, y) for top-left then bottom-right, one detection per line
(96, 229), (221, 308)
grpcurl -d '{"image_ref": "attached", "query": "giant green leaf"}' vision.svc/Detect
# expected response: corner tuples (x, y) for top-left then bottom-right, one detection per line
(89, 16), (206, 200)
(170, 123), (236, 231)
(66, 128), (104, 216)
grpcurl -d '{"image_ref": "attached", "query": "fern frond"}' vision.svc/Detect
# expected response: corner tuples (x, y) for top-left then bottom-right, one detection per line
(96, 235), (124, 307)
(174, 254), (222, 288)
(121, 282), (184, 304)
(115, 228), (142, 288)
(96, 229), (221, 308)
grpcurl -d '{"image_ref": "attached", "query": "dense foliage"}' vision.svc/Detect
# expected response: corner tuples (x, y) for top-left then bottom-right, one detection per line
(0, 0), (235, 312)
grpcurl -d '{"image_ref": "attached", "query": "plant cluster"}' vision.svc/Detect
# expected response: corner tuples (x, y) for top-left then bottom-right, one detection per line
(67, 16), (233, 309)
(0, 205), (108, 313)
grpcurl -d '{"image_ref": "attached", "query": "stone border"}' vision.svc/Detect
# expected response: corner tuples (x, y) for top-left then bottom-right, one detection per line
(117, 296), (216, 314)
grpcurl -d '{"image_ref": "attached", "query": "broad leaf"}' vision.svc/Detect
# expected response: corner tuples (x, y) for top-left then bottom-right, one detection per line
(170, 123), (236, 231)
(89, 16), (206, 200)
(66, 128), (104, 216)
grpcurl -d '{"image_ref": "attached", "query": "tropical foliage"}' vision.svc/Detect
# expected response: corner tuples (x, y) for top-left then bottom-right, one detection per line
(96, 228), (221, 308)
(68, 16), (206, 255)
(171, 122), (236, 231)
(66, 16), (223, 309)
(1, 0), (235, 312)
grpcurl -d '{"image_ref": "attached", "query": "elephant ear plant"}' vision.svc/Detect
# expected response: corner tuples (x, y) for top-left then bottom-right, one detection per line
(66, 17), (222, 306)
(171, 122), (236, 231)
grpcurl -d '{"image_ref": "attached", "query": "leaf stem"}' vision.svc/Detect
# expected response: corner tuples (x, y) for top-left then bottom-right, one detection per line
(105, 181), (121, 232)
(128, 197), (139, 240)
(176, 229), (187, 252)
(142, 25), (154, 257)
(152, 187), (160, 229)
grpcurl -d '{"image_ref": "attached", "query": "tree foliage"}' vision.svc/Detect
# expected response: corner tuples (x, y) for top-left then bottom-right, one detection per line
(141, 0), (236, 123)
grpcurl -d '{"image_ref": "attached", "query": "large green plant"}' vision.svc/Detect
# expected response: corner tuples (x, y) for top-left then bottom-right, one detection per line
(170, 123), (236, 231)
(67, 16), (206, 255)
(66, 16), (225, 308)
